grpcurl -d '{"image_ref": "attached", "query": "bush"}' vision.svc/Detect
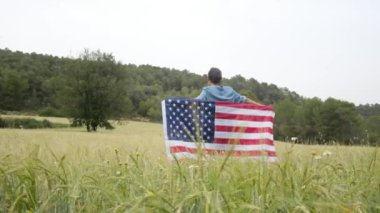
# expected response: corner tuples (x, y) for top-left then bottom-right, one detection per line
(0, 117), (65, 129)
(0, 117), (5, 128)
(37, 107), (63, 117)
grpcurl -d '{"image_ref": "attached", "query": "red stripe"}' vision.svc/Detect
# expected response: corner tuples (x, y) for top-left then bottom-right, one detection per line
(216, 101), (274, 111)
(170, 146), (277, 157)
(213, 138), (274, 145)
(215, 126), (273, 134)
(215, 112), (274, 122)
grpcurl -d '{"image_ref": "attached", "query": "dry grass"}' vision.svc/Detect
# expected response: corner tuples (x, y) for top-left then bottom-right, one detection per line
(0, 117), (379, 212)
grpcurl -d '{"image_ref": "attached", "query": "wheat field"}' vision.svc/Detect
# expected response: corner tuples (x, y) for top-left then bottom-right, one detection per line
(0, 118), (379, 212)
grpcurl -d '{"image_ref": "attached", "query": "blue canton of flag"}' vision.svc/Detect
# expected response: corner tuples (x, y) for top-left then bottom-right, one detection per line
(165, 98), (215, 143)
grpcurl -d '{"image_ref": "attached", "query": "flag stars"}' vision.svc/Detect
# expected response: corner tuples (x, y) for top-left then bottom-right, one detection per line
(166, 99), (215, 143)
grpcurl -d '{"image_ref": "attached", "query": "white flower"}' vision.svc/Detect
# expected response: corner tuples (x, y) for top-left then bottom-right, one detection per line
(322, 151), (332, 157)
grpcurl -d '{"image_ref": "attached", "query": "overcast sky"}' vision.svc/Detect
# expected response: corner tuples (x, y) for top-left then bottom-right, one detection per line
(1, 0), (379, 105)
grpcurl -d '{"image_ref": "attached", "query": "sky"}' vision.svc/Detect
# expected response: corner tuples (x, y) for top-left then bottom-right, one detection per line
(1, 0), (379, 105)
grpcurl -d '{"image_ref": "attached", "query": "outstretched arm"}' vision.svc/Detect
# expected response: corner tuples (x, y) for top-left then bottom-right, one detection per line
(245, 98), (264, 106)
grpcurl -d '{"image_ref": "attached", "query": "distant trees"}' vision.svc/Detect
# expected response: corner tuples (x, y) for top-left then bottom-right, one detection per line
(300, 98), (323, 142)
(273, 99), (302, 141)
(319, 98), (362, 144)
(274, 97), (366, 145)
(0, 69), (29, 110)
(0, 48), (379, 145)
(364, 115), (380, 144)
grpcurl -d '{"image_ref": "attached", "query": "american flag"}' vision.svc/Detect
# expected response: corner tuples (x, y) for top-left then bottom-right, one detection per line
(161, 98), (277, 162)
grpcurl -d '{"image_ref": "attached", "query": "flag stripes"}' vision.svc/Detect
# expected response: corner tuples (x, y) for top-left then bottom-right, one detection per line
(162, 98), (277, 162)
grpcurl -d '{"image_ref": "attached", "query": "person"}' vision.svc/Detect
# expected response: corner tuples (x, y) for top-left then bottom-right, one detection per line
(195, 67), (263, 105)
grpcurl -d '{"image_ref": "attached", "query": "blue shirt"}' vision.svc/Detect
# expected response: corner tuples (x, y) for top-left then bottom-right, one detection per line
(195, 85), (246, 103)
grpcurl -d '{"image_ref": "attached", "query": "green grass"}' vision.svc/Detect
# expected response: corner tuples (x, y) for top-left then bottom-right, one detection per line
(0, 118), (379, 212)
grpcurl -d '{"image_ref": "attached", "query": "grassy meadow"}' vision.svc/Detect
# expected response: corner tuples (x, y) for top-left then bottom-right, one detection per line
(0, 116), (379, 212)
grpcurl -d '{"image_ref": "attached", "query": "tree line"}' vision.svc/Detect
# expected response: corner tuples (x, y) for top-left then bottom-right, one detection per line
(0, 48), (379, 145)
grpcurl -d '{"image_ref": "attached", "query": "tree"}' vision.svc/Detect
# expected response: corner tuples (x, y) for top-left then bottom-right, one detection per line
(300, 97), (323, 143)
(320, 98), (362, 144)
(273, 99), (302, 141)
(0, 69), (29, 110)
(365, 115), (380, 145)
(58, 50), (131, 131)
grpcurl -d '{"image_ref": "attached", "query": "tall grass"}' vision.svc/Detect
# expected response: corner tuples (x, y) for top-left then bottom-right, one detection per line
(0, 121), (379, 212)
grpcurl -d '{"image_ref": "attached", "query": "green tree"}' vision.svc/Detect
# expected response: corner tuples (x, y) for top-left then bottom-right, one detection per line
(58, 50), (131, 131)
(300, 97), (323, 143)
(365, 115), (380, 145)
(320, 98), (362, 144)
(273, 99), (302, 141)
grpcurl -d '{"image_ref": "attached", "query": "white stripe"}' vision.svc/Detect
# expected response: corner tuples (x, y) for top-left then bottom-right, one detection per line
(215, 119), (273, 128)
(216, 106), (275, 117)
(167, 152), (197, 160)
(169, 152), (277, 162)
(246, 156), (278, 163)
(166, 140), (276, 152)
(215, 132), (273, 140)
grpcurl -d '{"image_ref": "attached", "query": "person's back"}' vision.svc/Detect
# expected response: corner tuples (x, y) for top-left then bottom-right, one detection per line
(196, 67), (262, 105)
(196, 85), (246, 103)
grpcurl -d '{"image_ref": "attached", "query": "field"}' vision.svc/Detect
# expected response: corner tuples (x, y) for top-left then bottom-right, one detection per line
(0, 117), (379, 212)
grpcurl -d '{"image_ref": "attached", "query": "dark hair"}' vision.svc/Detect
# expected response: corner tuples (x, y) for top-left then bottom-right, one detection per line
(208, 67), (222, 84)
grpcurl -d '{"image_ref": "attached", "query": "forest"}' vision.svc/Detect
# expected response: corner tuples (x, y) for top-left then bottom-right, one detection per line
(0, 48), (379, 145)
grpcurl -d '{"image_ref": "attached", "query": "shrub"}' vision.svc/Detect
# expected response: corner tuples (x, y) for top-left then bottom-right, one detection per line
(0, 117), (66, 129)
(37, 107), (63, 117)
